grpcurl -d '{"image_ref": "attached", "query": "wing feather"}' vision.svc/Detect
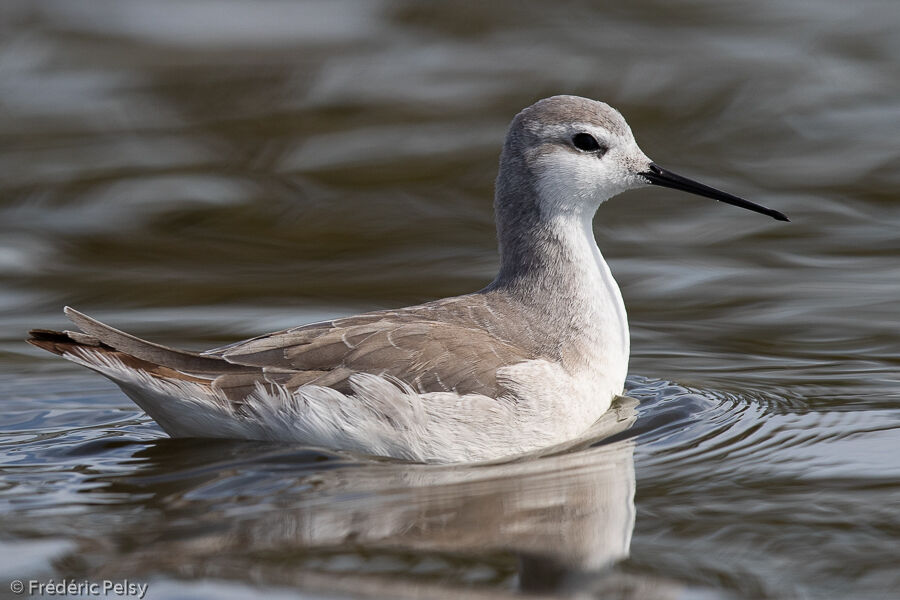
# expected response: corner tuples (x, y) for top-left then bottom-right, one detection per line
(215, 300), (534, 398)
(49, 296), (536, 401)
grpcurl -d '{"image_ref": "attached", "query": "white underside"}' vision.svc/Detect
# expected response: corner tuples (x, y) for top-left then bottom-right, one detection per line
(65, 348), (619, 464)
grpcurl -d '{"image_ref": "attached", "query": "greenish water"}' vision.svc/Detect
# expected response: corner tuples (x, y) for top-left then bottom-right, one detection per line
(1, 1), (899, 598)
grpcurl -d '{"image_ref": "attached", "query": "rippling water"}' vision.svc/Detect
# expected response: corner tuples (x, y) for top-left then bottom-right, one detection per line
(2, 1), (899, 599)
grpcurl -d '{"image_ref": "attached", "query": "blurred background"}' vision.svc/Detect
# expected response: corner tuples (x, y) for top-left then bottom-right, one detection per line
(1, 1), (898, 599)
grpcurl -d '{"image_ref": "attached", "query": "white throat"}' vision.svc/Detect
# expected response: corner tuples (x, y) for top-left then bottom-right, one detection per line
(525, 190), (630, 401)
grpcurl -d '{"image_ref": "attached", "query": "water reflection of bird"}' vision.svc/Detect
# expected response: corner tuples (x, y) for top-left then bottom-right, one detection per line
(28, 96), (786, 463)
(78, 400), (642, 598)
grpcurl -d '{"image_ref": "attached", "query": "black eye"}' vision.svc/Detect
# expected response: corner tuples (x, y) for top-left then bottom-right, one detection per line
(572, 132), (604, 153)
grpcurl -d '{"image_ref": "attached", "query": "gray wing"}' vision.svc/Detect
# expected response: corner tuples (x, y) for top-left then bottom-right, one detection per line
(50, 299), (535, 403)
(206, 303), (533, 398)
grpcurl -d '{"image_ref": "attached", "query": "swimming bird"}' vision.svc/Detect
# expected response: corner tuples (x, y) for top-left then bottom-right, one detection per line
(27, 96), (787, 464)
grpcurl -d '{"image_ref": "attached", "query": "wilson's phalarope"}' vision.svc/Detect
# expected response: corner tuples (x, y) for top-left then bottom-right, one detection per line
(28, 96), (787, 463)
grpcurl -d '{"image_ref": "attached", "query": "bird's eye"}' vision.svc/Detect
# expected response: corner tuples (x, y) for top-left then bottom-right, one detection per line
(571, 133), (605, 154)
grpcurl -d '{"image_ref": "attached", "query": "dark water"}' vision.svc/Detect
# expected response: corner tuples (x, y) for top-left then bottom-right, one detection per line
(2, 1), (899, 598)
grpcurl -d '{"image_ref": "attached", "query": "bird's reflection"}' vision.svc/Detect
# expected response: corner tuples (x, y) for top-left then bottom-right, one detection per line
(74, 398), (639, 598)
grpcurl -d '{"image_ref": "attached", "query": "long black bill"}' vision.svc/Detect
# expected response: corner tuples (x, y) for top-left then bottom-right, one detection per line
(640, 163), (789, 222)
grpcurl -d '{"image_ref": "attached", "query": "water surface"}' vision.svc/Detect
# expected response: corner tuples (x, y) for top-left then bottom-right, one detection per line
(1, 1), (899, 599)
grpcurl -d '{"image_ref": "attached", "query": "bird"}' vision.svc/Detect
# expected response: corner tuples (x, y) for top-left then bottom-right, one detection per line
(27, 95), (787, 464)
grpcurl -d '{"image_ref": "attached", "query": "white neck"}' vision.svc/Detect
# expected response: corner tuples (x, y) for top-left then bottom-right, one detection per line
(547, 208), (630, 367)
(489, 198), (629, 383)
(488, 141), (630, 384)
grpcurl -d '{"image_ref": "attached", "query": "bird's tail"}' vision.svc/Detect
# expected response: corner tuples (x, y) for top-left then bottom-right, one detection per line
(27, 308), (256, 437)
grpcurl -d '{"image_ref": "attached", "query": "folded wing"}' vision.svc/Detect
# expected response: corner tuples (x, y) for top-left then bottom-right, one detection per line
(32, 303), (532, 401)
